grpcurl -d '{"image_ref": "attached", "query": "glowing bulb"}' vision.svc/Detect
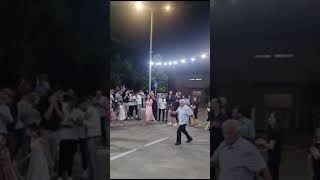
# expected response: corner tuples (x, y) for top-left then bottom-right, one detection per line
(165, 5), (171, 11)
(135, 1), (144, 11)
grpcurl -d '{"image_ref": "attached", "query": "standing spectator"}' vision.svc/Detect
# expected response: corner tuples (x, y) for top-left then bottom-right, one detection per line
(150, 91), (158, 121)
(0, 132), (22, 180)
(123, 90), (130, 115)
(127, 91), (135, 120)
(232, 106), (256, 142)
(134, 92), (141, 120)
(17, 92), (42, 161)
(35, 74), (51, 97)
(16, 77), (32, 99)
(139, 90), (145, 108)
(42, 92), (64, 174)
(80, 98), (101, 180)
(209, 98), (227, 156)
(166, 91), (175, 121)
(190, 99), (199, 127)
(115, 91), (122, 103)
(26, 125), (51, 180)
(56, 96), (79, 180)
(93, 90), (108, 147)
(67, 89), (76, 99)
(211, 119), (272, 180)
(266, 112), (282, 180)
(256, 112), (282, 180)
(183, 96), (190, 106)
(0, 93), (14, 136)
(309, 128), (320, 180)
(158, 95), (166, 121)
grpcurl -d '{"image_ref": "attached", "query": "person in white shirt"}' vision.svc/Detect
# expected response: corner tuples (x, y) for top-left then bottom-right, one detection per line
(110, 89), (114, 104)
(174, 99), (194, 145)
(93, 90), (108, 147)
(127, 92), (135, 120)
(158, 95), (167, 121)
(116, 102), (126, 127)
(17, 92), (41, 159)
(79, 98), (101, 180)
(56, 96), (79, 180)
(139, 90), (146, 108)
(134, 92), (142, 120)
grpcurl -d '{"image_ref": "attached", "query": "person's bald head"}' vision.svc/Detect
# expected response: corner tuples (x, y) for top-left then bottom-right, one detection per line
(222, 119), (241, 145)
(179, 99), (185, 107)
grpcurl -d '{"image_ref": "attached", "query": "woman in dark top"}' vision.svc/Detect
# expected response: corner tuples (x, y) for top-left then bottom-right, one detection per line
(258, 112), (282, 180)
(150, 92), (158, 121)
(209, 98), (228, 156)
(42, 91), (64, 173)
(309, 128), (320, 180)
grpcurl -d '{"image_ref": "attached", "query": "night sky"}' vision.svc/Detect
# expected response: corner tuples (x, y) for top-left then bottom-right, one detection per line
(111, 1), (210, 71)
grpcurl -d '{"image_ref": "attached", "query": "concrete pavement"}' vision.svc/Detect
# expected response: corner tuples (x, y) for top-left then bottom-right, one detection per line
(110, 108), (210, 179)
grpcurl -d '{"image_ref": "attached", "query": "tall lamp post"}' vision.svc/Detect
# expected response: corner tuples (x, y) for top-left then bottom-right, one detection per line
(149, 9), (153, 94)
(135, 2), (171, 93)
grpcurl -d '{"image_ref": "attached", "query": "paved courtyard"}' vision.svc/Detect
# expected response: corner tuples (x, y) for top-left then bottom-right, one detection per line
(110, 108), (210, 179)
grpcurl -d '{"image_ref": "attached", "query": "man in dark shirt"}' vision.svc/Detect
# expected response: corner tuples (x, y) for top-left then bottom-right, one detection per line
(152, 94), (158, 121)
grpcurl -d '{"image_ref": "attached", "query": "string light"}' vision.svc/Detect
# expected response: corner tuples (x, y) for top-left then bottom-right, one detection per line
(150, 52), (209, 66)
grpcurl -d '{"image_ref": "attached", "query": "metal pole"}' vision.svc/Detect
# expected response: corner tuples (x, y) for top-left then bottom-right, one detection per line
(148, 9), (153, 94)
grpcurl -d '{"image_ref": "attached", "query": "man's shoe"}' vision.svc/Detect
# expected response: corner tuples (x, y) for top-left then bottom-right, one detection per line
(175, 142), (181, 145)
(186, 139), (193, 143)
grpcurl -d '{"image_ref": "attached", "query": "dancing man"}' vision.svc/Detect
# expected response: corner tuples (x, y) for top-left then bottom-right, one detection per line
(174, 99), (194, 145)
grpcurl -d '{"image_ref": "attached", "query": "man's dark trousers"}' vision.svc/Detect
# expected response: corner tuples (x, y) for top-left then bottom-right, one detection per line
(176, 124), (192, 144)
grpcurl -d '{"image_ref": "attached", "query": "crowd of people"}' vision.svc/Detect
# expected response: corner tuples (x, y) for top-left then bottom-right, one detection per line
(209, 97), (281, 180)
(109, 85), (203, 145)
(209, 97), (320, 180)
(0, 74), (108, 180)
(109, 85), (200, 128)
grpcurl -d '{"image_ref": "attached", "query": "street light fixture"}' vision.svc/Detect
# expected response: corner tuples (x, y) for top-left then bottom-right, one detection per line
(191, 57), (196, 61)
(181, 59), (186, 63)
(133, 2), (173, 93)
(135, 1), (144, 11)
(164, 5), (171, 12)
(201, 53), (207, 59)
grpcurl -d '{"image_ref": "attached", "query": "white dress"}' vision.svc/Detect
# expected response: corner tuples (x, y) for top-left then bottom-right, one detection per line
(118, 105), (126, 121)
(26, 139), (50, 180)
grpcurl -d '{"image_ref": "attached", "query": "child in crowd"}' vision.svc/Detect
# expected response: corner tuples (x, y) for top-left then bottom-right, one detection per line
(26, 125), (51, 180)
(0, 133), (22, 180)
(167, 105), (177, 126)
(117, 102), (126, 127)
(110, 102), (117, 122)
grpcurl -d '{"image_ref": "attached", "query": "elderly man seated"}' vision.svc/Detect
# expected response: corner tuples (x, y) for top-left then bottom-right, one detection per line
(211, 119), (272, 180)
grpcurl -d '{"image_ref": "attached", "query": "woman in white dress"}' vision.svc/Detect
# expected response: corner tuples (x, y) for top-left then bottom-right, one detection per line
(26, 125), (50, 180)
(117, 102), (126, 127)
